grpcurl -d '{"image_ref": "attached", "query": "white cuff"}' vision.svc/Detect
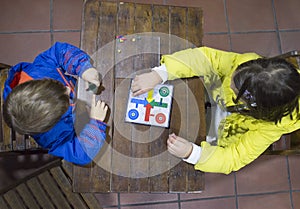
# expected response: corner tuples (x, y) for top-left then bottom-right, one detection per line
(183, 143), (201, 165)
(151, 64), (168, 83)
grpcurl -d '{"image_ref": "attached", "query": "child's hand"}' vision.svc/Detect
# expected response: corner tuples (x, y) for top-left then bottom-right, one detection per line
(131, 71), (162, 96)
(82, 68), (101, 91)
(167, 133), (193, 159)
(90, 95), (108, 121)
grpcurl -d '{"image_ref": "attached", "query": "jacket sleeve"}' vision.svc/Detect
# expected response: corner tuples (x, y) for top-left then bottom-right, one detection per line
(54, 119), (106, 165)
(37, 119), (107, 165)
(194, 124), (283, 174)
(32, 42), (94, 77)
(161, 47), (261, 80)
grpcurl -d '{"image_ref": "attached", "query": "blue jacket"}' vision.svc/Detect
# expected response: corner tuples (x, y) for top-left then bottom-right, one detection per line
(3, 42), (107, 165)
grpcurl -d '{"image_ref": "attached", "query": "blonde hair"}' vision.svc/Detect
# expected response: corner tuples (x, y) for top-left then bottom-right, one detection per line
(3, 79), (69, 134)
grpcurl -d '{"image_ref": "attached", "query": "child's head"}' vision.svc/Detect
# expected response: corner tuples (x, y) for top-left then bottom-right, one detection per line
(231, 58), (300, 123)
(3, 79), (69, 134)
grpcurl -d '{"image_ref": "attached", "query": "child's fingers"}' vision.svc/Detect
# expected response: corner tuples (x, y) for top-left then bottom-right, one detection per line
(103, 105), (108, 112)
(91, 94), (96, 106)
(169, 133), (177, 139)
(132, 89), (146, 97)
(131, 82), (140, 93)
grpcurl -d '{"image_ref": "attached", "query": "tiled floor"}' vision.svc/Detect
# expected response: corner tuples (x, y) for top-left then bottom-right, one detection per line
(1, 0), (300, 208)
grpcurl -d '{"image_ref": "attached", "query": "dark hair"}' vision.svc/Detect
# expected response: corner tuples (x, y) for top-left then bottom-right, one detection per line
(231, 58), (300, 124)
(3, 79), (69, 134)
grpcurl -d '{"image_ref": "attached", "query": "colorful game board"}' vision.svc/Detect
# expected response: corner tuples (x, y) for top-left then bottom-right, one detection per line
(125, 82), (173, 127)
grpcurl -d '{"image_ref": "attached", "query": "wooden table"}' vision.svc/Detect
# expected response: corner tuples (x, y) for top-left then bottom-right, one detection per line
(72, 0), (206, 193)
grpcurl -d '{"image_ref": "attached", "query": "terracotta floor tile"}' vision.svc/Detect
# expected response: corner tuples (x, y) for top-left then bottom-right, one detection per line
(53, 32), (81, 48)
(236, 155), (289, 195)
(288, 156), (300, 190)
(227, 0), (275, 32)
(120, 193), (178, 205)
(181, 173), (235, 199)
(280, 31), (300, 53)
(53, 0), (84, 30)
(274, 0), (300, 30)
(180, 197), (236, 209)
(238, 193), (292, 209)
(230, 32), (280, 57)
(0, 33), (51, 65)
(203, 34), (231, 51)
(0, 0), (50, 32)
(292, 192), (300, 209)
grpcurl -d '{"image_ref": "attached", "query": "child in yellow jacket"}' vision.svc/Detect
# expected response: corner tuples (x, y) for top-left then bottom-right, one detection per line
(131, 47), (300, 174)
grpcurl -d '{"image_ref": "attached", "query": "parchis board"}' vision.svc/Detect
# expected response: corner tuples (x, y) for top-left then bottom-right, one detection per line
(125, 82), (173, 128)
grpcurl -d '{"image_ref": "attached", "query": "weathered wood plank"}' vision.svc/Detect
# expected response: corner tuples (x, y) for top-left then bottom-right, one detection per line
(38, 171), (72, 209)
(89, 0), (118, 193)
(187, 7), (203, 47)
(185, 6), (205, 192)
(111, 2), (136, 192)
(168, 79), (189, 193)
(3, 190), (26, 209)
(149, 4), (171, 193)
(16, 184), (40, 209)
(27, 172), (56, 209)
(128, 3), (154, 193)
(73, 0), (101, 193)
(0, 69), (11, 151)
(168, 6), (190, 193)
(0, 196), (9, 209)
(186, 78), (205, 192)
(81, 193), (104, 209)
(50, 167), (89, 209)
(111, 78), (132, 192)
(81, 0), (100, 55)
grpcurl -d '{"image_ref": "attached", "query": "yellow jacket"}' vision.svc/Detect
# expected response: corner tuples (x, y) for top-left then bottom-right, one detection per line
(161, 47), (300, 174)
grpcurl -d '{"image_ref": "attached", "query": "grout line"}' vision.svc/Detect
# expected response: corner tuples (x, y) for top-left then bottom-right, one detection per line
(223, 0), (232, 51)
(0, 30), (52, 34)
(204, 29), (300, 36)
(237, 190), (291, 197)
(234, 172), (239, 209)
(119, 199), (183, 208)
(286, 156), (295, 209)
(178, 193), (181, 209)
(0, 29), (82, 35)
(50, 0), (54, 45)
(117, 192), (121, 209)
(1, 29), (299, 36)
(293, 190), (300, 192)
(271, 0), (282, 53)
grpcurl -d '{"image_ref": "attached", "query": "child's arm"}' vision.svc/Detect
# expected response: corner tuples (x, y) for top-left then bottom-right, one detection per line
(33, 42), (96, 77)
(132, 47), (261, 96)
(46, 119), (107, 166)
(36, 95), (108, 165)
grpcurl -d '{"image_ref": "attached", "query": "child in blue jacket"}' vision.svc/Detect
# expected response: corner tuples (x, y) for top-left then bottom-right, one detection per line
(3, 42), (108, 165)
